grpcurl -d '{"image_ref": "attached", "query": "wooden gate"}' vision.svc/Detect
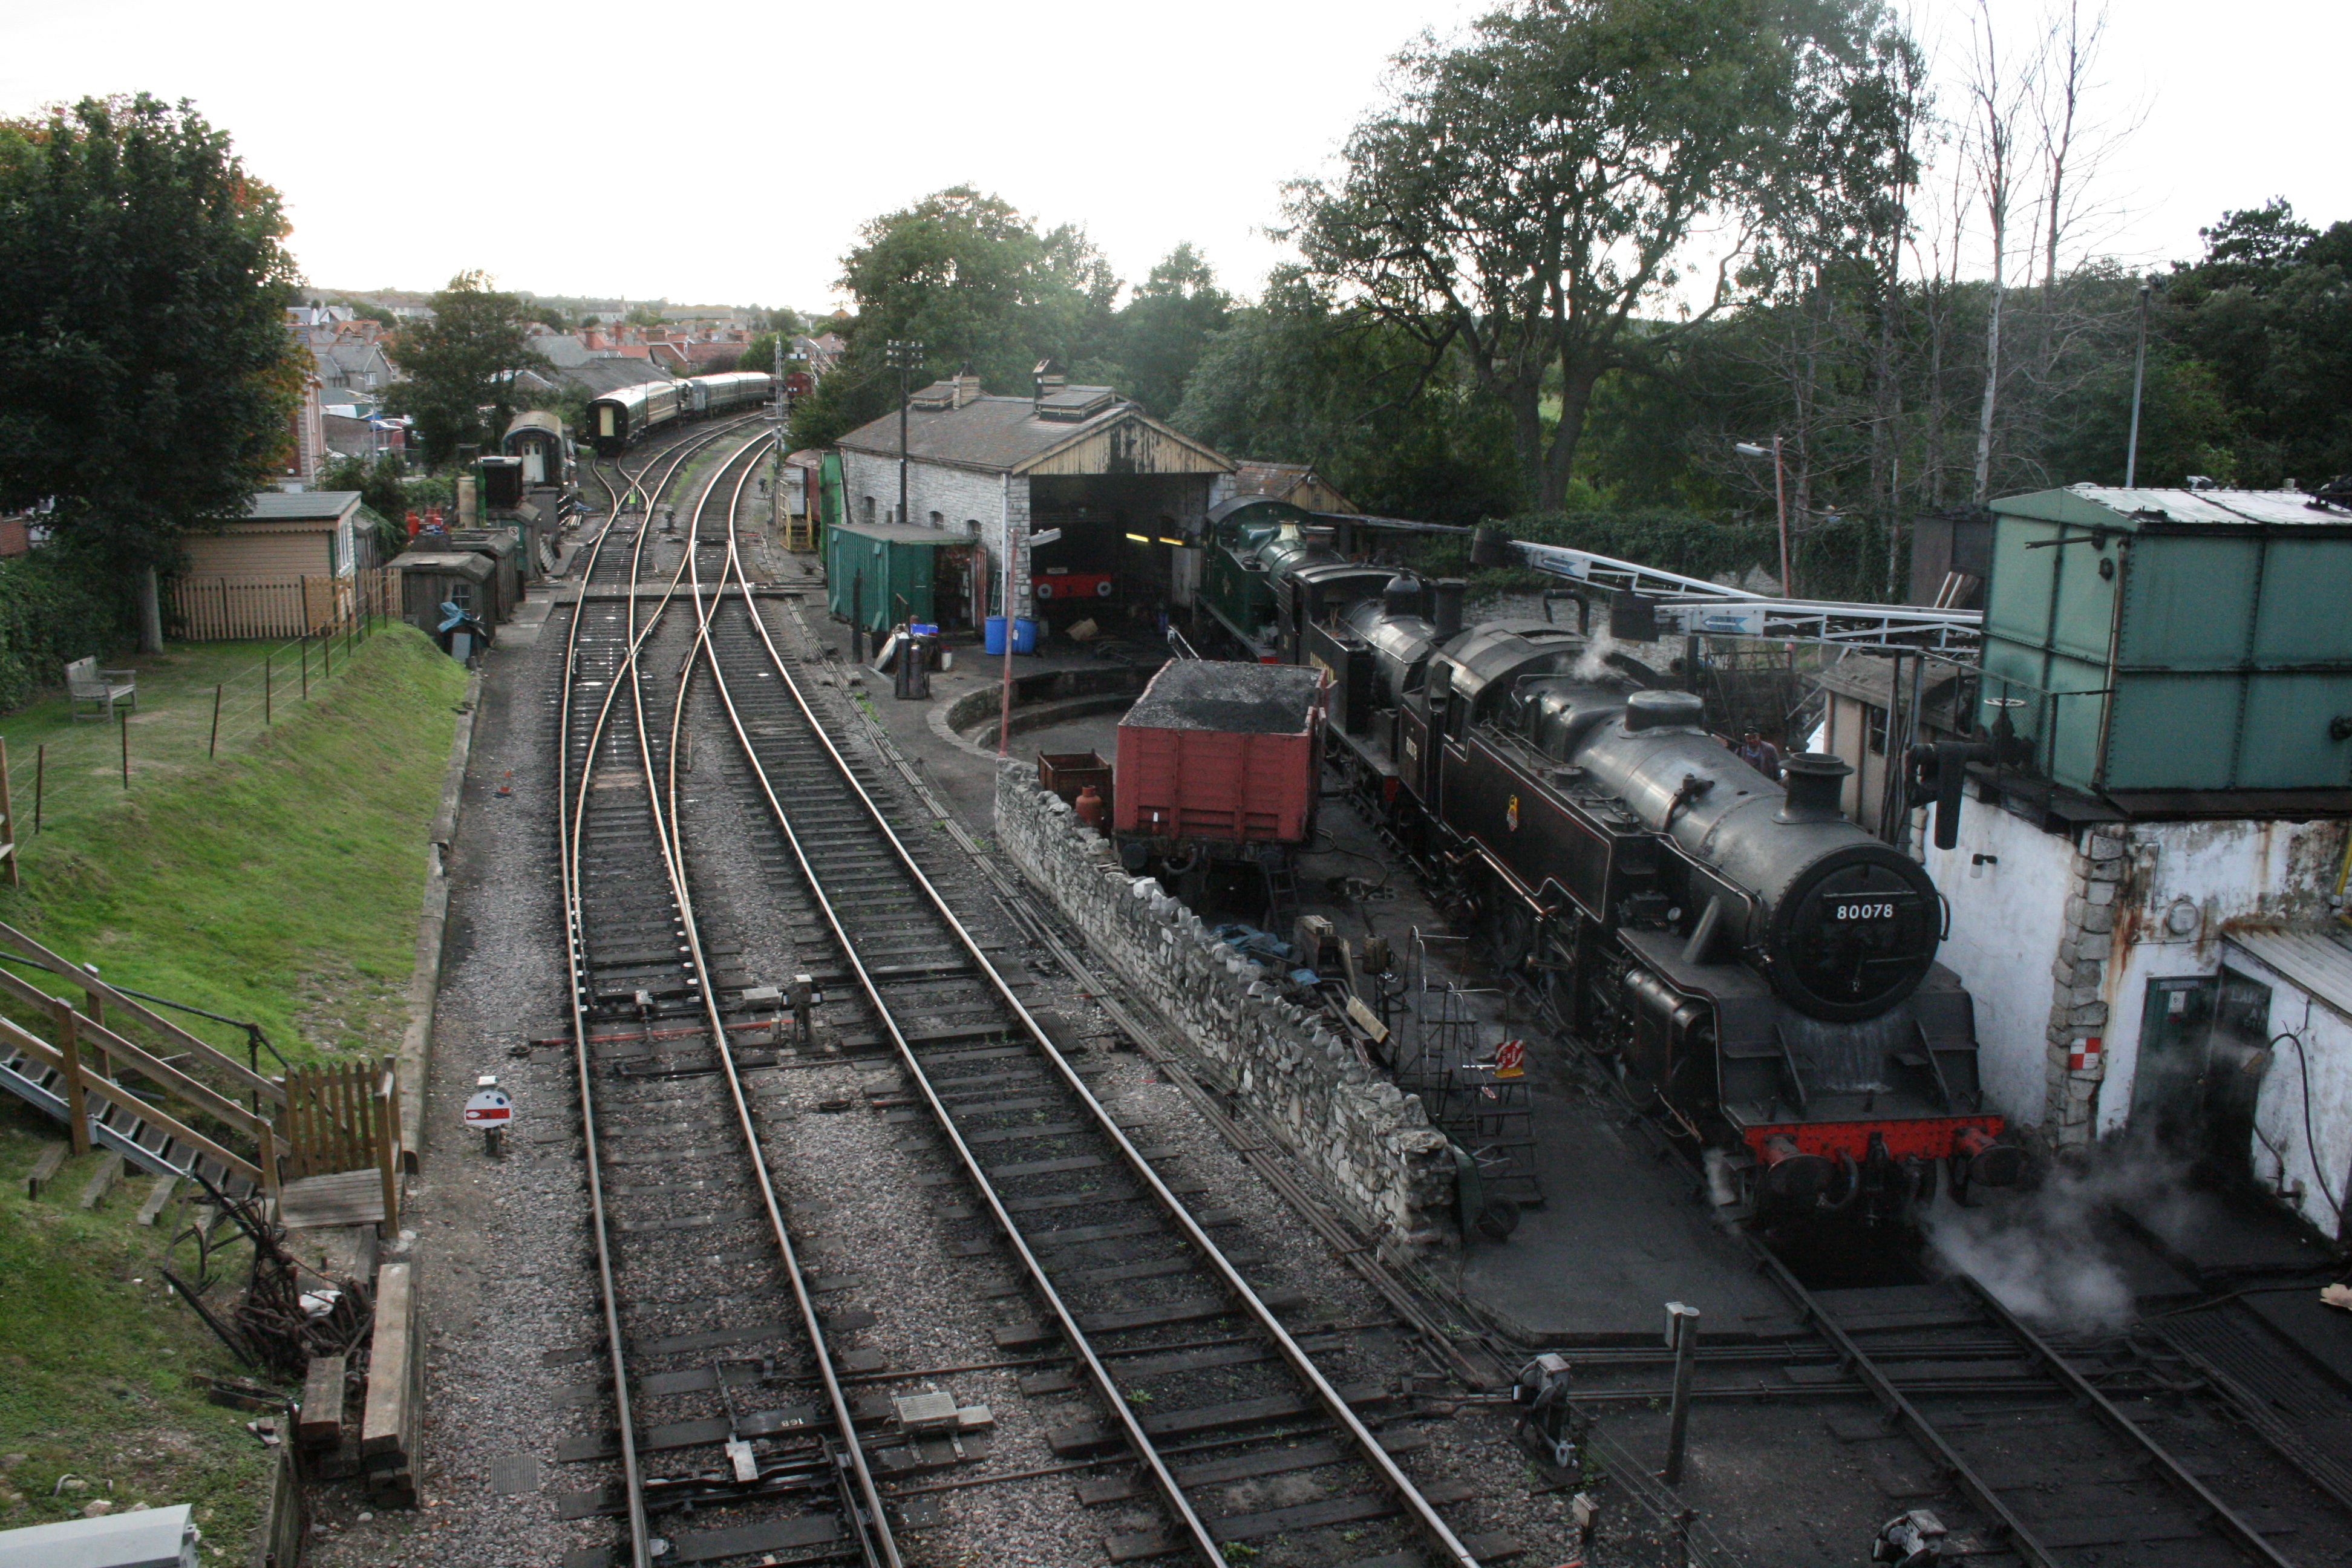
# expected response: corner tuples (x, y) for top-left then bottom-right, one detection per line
(283, 1059), (394, 1177)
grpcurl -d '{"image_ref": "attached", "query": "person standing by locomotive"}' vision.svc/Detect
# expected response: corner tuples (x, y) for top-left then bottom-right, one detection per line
(1736, 726), (1783, 780)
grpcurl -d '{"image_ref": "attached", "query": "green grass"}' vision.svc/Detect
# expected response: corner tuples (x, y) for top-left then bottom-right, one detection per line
(0, 625), (469, 1068)
(0, 625), (465, 1554)
(0, 633), (383, 844)
(0, 1103), (276, 1552)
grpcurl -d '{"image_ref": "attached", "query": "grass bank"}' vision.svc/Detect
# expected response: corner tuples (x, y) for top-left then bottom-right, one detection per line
(0, 626), (469, 1066)
(0, 1108), (274, 1555)
(0, 624), (467, 1550)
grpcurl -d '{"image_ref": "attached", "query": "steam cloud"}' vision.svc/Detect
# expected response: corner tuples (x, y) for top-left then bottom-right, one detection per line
(1923, 1135), (2208, 1333)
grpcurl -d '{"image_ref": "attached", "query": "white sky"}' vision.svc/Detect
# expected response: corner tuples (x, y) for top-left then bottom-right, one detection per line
(2, 0), (2343, 314)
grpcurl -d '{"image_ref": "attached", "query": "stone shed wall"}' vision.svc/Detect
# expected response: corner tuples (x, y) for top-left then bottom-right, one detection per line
(995, 761), (1456, 1253)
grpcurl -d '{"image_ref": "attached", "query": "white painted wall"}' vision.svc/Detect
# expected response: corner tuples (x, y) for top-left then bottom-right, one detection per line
(2097, 818), (2348, 1137)
(2221, 939), (2352, 1238)
(1923, 803), (2077, 1126)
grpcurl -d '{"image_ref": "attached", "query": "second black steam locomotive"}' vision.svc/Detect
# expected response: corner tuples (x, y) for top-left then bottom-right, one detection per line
(1200, 500), (2022, 1230)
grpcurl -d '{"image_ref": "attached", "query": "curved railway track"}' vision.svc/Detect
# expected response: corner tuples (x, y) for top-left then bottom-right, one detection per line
(664, 487), (1490, 1568)
(558, 423), (898, 1568)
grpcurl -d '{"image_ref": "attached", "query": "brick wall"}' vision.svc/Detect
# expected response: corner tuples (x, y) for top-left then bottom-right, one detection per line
(995, 760), (1458, 1254)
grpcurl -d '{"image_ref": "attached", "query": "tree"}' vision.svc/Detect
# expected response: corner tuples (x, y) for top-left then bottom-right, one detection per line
(1287, 0), (1896, 511)
(1116, 244), (1232, 417)
(381, 272), (549, 466)
(1174, 270), (1520, 524)
(0, 94), (303, 640)
(2164, 201), (2352, 486)
(791, 187), (1122, 450)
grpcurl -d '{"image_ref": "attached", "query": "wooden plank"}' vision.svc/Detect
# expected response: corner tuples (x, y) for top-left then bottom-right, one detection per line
(0, 916), (284, 1104)
(299, 1354), (347, 1448)
(77, 1151), (123, 1210)
(136, 1174), (178, 1226)
(361, 1263), (417, 1459)
(77, 1014), (269, 1137)
(22, 1143), (67, 1199)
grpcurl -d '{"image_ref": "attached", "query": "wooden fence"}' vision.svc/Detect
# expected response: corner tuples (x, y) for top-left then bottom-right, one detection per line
(169, 568), (395, 641)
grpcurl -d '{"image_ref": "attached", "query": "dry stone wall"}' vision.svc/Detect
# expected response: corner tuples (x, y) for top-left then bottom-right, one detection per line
(995, 761), (1457, 1255)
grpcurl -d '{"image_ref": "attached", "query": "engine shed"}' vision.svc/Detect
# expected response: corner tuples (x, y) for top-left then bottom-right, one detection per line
(834, 365), (1234, 642)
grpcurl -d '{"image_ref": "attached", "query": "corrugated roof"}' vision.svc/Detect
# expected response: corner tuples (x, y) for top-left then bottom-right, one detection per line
(1996, 485), (2352, 531)
(243, 491), (361, 523)
(837, 395), (1230, 476)
(2224, 927), (2352, 1016)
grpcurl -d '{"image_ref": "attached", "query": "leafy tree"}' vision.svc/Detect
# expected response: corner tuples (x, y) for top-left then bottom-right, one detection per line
(1287, 0), (1905, 511)
(0, 94), (304, 629)
(381, 272), (550, 466)
(316, 452), (413, 555)
(1174, 270), (1519, 524)
(791, 186), (1121, 449)
(1116, 244), (1231, 417)
(2163, 201), (2352, 486)
(621, 302), (667, 329)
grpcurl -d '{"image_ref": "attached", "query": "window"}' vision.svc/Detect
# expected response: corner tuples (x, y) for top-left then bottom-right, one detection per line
(863, 495), (876, 524)
(930, 511), (944, 529)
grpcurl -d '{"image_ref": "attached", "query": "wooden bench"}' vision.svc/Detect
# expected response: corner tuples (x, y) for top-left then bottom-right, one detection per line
(64, 657), (136, 722)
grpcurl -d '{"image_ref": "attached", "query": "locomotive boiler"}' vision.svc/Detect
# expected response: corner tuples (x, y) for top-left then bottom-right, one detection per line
(1301, 590), (2022, 1230)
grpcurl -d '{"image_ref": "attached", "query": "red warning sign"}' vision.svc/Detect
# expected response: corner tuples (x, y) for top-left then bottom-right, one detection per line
(1493, 1039), (1527, 1080)
(463, 1087), (515, 1126)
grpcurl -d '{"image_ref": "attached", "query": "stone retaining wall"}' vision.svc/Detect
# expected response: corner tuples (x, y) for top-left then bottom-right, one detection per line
(995, 760), (1456, 1254)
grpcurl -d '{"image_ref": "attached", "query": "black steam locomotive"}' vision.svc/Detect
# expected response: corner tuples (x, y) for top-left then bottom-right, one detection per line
(1200, 501), (2021, 1229)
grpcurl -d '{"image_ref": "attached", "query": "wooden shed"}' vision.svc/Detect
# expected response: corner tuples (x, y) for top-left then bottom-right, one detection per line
(171, 491), (384, 638)
(443, 531), (521, 624)
(389, 550), (494, 635)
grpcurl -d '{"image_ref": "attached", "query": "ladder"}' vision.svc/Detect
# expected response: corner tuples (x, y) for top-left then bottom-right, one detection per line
(0, 1045), (258, 1200)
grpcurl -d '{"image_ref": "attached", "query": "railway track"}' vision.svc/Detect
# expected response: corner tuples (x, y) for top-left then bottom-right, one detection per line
(1481, 961), (2352, 1568)
(651, 479), (1500, 1563)
(557, 423), (899, 1568)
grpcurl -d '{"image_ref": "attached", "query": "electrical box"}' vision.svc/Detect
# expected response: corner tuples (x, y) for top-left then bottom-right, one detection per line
(0, 1503), (199, 1568)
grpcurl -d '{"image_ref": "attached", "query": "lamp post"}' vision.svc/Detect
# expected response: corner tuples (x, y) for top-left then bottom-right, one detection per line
(2124, 279), (2154, 488)
(1735, 439), (1793, 598)
(885, 340), (924, 528)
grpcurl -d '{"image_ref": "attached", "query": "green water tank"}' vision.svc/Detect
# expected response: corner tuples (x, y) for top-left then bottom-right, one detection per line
(1979, 485), (2352, 799)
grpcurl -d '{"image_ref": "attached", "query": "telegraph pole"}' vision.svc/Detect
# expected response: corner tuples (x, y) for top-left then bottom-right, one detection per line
(771, 327), (786, 538)
(886, 340), (924, 528)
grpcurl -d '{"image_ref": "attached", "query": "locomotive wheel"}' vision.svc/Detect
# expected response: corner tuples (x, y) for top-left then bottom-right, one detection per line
(1475, 1194), (1521, 1241)
(1486, 889), (1537, 972)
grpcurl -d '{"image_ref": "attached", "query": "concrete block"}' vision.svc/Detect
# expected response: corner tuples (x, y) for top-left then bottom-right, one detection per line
(2086, 832), (2126, 861)
(2085, 858), (2123, 883)
(2080, 903), (2114, 935)
(2068, 1001), (2108, 1028)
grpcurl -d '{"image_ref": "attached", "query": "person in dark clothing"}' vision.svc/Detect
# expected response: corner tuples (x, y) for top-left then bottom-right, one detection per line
(1736, 727), (1783, 780)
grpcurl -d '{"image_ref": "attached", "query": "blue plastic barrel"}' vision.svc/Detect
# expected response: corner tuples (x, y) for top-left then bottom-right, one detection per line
(984, 615), (1007, 655)
(1011, 616), (1040, 654)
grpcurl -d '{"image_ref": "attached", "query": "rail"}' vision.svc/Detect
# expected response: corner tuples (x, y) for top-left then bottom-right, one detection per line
(702, 490), (1484, 1566)
(557, 419), (898, 1568)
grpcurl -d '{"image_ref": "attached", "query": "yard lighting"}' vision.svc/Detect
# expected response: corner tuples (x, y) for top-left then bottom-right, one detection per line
(1734, 439), (1793, 599)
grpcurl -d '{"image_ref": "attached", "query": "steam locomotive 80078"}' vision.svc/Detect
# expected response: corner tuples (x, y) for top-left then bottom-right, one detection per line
(1199, 498), (2024, 1230)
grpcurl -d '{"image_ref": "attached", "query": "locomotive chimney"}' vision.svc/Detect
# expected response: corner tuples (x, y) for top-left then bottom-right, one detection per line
(1431, 578), (1466, 640)
(1776, 753), (1852, 823)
